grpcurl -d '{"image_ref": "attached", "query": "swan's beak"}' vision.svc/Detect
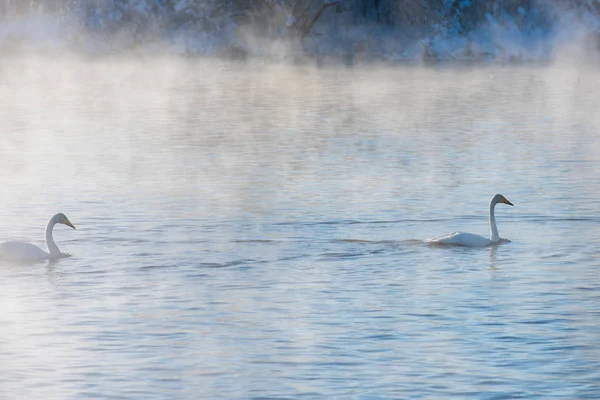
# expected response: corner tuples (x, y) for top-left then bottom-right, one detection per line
(65, 219), (76, 229)
(503, 198), (514, 206)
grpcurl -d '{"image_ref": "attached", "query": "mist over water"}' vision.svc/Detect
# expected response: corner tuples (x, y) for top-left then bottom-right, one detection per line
(2, 1), (600, 61)
(1, 57), (600, 399)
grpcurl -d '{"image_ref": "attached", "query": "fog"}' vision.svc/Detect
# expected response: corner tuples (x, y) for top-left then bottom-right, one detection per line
(3, 3), (600, 399)
(1, 0), (600, 62)
(1, 56), (598, 227)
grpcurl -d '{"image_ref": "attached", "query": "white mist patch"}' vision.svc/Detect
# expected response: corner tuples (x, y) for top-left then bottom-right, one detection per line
(0, 14), (67, 53)
(1, 3), (600, 62)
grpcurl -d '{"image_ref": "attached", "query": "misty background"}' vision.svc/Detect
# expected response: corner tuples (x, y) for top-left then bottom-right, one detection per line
(2, 1), (600, 400)
(1, 0), (600, 61)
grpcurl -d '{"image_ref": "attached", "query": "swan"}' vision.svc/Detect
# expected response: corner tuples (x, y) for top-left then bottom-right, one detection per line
(426, 194), (513, 247)
(0, 213), (76, 262)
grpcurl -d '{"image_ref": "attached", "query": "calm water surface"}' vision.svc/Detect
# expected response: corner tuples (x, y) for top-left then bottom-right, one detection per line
(1, 58), (600, 399)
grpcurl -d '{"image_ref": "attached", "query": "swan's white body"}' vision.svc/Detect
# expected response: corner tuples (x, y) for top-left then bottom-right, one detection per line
(0, 213), (76, 262)
(426, 194), (513, 247)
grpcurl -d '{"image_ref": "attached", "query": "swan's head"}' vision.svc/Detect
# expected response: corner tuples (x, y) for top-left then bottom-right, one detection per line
(492, 194), (513, 206)
(55, 213), (76, 229)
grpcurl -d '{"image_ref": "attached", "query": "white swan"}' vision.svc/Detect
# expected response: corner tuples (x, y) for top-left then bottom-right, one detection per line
(426, 194), (514, 247)
(0, 213), (76, 262)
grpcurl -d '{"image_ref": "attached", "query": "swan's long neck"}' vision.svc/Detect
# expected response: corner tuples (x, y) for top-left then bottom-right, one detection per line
(45, 216), (60, 256)
(489, 200), (500, 242)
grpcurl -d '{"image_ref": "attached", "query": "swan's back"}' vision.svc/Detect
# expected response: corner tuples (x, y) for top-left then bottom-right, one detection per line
(0, 241), (49, 262)
(426, 232), (492, 247)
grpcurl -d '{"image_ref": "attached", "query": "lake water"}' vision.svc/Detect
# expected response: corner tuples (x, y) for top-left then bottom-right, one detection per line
(1, 58), (600, 399)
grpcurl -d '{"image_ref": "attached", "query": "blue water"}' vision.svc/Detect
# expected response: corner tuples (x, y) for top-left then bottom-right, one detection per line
(1, 59), (600, 399)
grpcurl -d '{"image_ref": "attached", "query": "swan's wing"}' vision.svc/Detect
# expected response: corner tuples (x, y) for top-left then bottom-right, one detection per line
(425, 231), (462, 243)
(425, 232), (491, 247)
(0, 241), (49, 261)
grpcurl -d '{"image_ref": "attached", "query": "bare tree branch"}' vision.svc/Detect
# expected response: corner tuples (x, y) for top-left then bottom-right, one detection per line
(300, 0), (340, 39)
